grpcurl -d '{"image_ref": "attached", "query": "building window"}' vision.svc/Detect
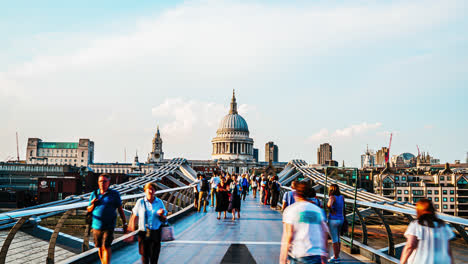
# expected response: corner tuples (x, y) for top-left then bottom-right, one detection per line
(443, 190), (447, 195)
(435, 198), (439, 202)
(404, 190), (409, 194)
(451, 205), (455, 209)
(428, 197), (432, 201)
(435, 205), (439, 209)
(447, 176), (451, 181)
(450, 190), (454, 194)
(450, 198), (454, 202)
(82, 151), (85, 157)
(443, 198), (447, 202)
(397, 197), (402, 201)
(402, 177), (407, 181)
(443, 205), (448, 209)
(435, 190), (439, 195)
(395, 176), (399, 181)
(440, 176), (445, 180)
(397, 190), (402, 194)
(428, 190), (432, 194)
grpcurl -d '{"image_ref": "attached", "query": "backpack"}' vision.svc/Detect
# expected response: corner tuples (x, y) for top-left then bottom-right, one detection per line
(242, 178), (249, 187)
(200, 178), (209, 192)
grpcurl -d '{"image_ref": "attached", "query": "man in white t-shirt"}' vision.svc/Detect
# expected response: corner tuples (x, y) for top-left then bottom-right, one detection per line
(280, 182), (329, 264)
(210, 174), (221, 207)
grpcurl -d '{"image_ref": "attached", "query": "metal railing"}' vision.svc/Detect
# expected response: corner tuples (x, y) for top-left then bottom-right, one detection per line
(277, 184), (468, 264)
(0, 185), (195, 264)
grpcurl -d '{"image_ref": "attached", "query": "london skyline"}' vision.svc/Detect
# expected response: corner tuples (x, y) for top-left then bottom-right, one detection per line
(1, 0), (467, 167)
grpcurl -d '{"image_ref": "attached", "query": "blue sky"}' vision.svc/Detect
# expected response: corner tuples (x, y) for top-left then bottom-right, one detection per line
(1, 0), (467, 167)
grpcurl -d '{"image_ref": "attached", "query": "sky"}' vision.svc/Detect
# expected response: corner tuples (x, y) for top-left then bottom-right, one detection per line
(1, 0), (467, 167)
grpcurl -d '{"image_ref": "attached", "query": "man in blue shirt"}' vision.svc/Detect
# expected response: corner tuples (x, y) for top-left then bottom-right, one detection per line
(87, 174), (127, 264)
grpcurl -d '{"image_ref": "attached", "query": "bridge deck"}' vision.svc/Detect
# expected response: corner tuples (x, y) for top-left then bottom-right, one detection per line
(104, 195), (367, 264)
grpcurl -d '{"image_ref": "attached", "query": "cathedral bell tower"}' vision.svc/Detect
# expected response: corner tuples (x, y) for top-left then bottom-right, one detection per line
(148, 126), (164, 163)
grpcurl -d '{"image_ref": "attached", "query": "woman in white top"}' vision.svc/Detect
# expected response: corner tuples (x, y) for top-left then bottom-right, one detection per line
(400, 198), (455, 264)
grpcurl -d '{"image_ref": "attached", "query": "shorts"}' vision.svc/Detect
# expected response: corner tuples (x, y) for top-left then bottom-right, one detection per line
(328, 219), (344, 243)
(93, 229), (114, 248)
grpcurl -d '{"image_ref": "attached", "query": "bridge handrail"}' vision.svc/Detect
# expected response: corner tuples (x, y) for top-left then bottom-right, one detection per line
(0, 185), (194, 222)
(279, 186), (468, 227)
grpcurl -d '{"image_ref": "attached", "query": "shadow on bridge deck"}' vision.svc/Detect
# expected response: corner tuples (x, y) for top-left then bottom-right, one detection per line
(101, 195), (368, 264)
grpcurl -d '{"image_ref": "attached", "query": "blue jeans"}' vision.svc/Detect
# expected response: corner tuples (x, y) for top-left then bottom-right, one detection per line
(288, 255), (322, 264)
(329, 219), (344, 243)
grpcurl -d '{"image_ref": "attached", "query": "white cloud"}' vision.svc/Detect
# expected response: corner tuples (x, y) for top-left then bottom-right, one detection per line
(151, 97), (258, 137)
(307, 122), (382, 142)
(5, 0), (460, 79)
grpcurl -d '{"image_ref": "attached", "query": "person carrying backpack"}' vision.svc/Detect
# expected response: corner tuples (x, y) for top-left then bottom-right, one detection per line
(241, 174), (249, 201)
(198, 174), (210, 213)
(270, 176), (281, 209)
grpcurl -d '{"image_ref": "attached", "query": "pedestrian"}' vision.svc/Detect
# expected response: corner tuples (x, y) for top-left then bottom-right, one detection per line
(241, 174), (249, 201)
(215, 176), (230, 220)
(280, 181), (329, 264)
(400, 198), (455, 264)
(282, 181), (297, 211)
(260, 174), (267, 204)
(210, 174), (221, 208)
(87, 174), (127, 264)
(327, 184), (345, 263)
(265, 175), (272, 205)
(198, 174), (210, 212)
(250, 174), (258, 199)
(270, 176), (281, 209)
(228, 174), (242, 220)
(128, 182), (167, 264)
(308, 188), (322, 208)
(193, 175), (200, 210)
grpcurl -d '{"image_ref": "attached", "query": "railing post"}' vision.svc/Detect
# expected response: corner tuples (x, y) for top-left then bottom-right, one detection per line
(323, 168), (328, 217)
(356, 208), (368, 245)
(373, 208), (395, 257)
(166, 191), (176, 213)
(0, 216), (28, 264)
(349, 169), (359, 252)
(82, 224), (90, 252)
(47, 210), (72, 264)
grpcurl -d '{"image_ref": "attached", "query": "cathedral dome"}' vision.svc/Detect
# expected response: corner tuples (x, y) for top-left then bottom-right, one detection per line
(218, 114), (249, 132)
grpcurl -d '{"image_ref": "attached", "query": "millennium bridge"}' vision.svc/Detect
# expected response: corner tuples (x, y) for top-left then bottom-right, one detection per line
(1, 158), (467, 263)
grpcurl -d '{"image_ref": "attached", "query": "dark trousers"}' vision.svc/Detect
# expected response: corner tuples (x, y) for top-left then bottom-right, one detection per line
(138, 229), (162, 264)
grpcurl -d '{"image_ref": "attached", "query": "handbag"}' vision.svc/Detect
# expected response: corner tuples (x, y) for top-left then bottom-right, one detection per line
(161, 223), (175, 242)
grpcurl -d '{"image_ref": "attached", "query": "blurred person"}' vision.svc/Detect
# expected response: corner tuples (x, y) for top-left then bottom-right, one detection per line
(128, 182), (167, 264)
(400, 198), (455, 264)
(308, 188), (322, 208)
(282, 181), (297, 211)
(327, 184), (345, 263)
(280, 181), (329, 264)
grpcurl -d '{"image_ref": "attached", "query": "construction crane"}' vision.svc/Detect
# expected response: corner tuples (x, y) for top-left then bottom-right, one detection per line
(385, 133), (393, 163)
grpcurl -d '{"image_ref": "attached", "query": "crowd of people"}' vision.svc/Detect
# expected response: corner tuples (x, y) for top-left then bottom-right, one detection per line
(87, 172), (456, 264)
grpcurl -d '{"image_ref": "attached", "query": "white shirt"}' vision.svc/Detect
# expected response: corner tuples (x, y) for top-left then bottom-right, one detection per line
(132, 197), (166, 231)
(210, 176), (220, 189)
(283, 201), (328, 258)
(404, 220), (455, 264)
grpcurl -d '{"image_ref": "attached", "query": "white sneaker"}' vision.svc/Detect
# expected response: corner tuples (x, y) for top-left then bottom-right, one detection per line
(328, 257), (340, 263)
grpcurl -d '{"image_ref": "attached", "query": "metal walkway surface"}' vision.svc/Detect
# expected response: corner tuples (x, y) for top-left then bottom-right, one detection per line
(102, 195), (367, 264)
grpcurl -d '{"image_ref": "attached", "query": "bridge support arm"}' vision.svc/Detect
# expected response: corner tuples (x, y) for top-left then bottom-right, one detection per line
(373, 208), (395, 257)
(47, 210), (72, 264)
(356, 209), (368, 245)
(452, 223), (468, 244)
(0, 216), (28, 264)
